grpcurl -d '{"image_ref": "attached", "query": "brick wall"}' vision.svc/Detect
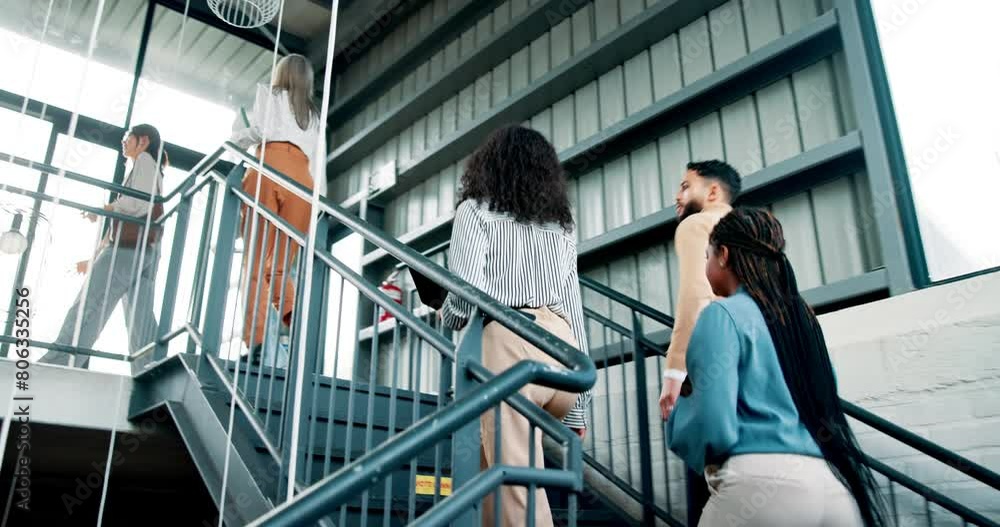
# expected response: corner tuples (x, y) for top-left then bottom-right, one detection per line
(824, 269), (1000, 526)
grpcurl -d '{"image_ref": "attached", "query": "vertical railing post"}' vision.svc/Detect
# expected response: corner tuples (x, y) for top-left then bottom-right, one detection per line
(631, 312), (656, 526)
(140, 194), (191, 370)
(452, 309), (483, 527)
(198, 165), (244, 378)
(186, 182), (218, 356)
(279, 218), (329, 499)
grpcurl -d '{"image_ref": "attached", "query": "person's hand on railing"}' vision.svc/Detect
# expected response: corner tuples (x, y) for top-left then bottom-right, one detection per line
(81, 210), (99, 223)
(571, 427), (587, 441)
(75, 259), (89, 274)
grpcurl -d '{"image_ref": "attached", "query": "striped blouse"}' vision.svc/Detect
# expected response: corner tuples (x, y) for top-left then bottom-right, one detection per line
(441, 200), (592, 429)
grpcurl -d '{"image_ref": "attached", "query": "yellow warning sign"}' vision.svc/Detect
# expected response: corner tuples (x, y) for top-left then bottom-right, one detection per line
(415, 474), (452, 496)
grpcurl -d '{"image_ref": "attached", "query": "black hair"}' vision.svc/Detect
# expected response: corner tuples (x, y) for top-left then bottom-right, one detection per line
(687, 159), (741, 202)
(459, 125), (573, 231)
(129, 123), (168, 167)
(710, 208), (886, 527)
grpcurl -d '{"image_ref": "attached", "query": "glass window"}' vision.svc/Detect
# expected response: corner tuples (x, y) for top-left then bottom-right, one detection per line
(872, 1), (1000, 281)
(130, 5), (276, 154)
(0, 110), (53, 330)
(0, 1), (142, 127)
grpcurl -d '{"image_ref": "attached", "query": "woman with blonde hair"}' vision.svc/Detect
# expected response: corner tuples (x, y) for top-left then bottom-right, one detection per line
(231, 53), (326, 363)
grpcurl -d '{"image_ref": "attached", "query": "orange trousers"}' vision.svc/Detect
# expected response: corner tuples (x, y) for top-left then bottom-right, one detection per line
(241, 142), (313, 348)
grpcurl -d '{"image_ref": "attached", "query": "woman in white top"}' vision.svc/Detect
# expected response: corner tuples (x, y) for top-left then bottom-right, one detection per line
(41, 123), (165, 368)
(230, 54), (325, 362)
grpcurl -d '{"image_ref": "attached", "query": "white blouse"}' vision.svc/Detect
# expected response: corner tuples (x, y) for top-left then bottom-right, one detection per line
(231, 84), (327, 197)
(110, 151), (162, 217)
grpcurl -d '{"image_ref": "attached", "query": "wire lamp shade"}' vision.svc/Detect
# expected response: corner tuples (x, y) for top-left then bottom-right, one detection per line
(208, 0), (280, 29)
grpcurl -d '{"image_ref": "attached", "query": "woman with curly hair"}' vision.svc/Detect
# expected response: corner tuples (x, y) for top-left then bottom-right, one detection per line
(439, 125), (591, 527)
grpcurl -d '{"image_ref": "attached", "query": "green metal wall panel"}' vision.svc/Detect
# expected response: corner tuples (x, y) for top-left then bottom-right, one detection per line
(756, 78), (802, 165)
(458, 85), (475, 127)
(426, 107), (443, 149)
(552, 94), (576, 152)
(398, 126), (413, 166)
(689, 113), (724, 161)
(650, 34), (683, 101)
(461, 27), (477, 60)
(530, 32), (551, 82)
(630, 142), (662, 219)
(477, 12), (494, 47)
(511, 0), (529, 19)
(680, 16), (713, 84)
(423, 173), (442, 224)
(598, 66), (626, 130)
(603, 155), (633, 230)
(510, 46), (531, 94)
(792, 60), (842, 150)
(445, 38), (461, 69)
(494, 1), (512, 30)
(624, 50), (653, 117)
(658, 128), (690, 208)
(582, 266), (611, 348)
(551, 17), (573, 67)
(743, 0), (782, 52)
(578, 168), (606, 240)
(440, 164), (459, 216)
(595, 0), (620, 40)
(474, 72), (493, 119)
(492, 59), (511, 105)
(721, 97), (764, 175)
(620, 0), (645, 24)
(430, 49), (446, 80)
(851, 171), (883, 271)
(812, 177), (865, 283)
(637, 244), (671, 333)
(572, 3), (595, 54)
(442, 95), (459, 137)
(568, 178), (580, 241)
(777, 0), (819, 33)
(412, 115), (429, 159)
(771, 193), (824, 290)
(531, 107), (553, 142)
(709, 1), (748, 69)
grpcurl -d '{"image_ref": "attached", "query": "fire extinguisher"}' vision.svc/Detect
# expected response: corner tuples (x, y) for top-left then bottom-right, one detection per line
(379, 271), (403, 322)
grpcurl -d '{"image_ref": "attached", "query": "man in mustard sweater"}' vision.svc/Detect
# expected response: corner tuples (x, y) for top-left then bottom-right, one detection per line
(657, 160), (741, 526)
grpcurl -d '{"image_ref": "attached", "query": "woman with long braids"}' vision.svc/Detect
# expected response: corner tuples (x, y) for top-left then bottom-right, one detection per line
(667, 208), (885, 526)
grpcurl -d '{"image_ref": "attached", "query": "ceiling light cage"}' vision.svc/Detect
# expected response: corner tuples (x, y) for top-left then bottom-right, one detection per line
(208, 0), (280, 29)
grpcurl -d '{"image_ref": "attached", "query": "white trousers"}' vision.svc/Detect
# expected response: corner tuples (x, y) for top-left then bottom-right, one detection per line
(698, 454), (863, 527)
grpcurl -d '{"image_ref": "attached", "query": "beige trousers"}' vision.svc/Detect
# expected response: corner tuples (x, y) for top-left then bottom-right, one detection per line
(480, 307), (579, 527)
(699, 454), (863, 527)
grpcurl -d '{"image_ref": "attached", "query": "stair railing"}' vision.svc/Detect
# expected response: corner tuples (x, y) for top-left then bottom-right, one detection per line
(2, 142), (596, 525)
(576, 276), (1000, 527)
(376, 241), (1000, 527)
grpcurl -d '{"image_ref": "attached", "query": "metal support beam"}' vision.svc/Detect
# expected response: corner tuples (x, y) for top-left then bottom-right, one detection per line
(146, 195), (192, 368)
(452, 310), (484, 527)
(198, 166), (244, 378)
(833, 0), (926, 293)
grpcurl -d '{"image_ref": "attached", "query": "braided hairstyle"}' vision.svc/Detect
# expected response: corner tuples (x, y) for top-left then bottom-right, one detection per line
(710, 208), (886, 527)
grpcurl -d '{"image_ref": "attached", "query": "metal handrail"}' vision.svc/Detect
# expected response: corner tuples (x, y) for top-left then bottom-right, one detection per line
(250, 358), (582, 526)
(585, 279), (1000, 522)
(0, 180), (146, 225)
(843, 400), (1000, 491)
(578, 275), (675, 327)
(1, 150), (161, 203)
(223, 142), (596, 393)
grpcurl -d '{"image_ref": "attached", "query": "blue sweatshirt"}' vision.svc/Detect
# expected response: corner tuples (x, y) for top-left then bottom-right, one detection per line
(666, 289), (823, 473)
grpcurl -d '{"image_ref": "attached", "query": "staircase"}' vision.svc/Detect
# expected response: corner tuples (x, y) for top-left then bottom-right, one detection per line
(3, 143), (998, 526)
